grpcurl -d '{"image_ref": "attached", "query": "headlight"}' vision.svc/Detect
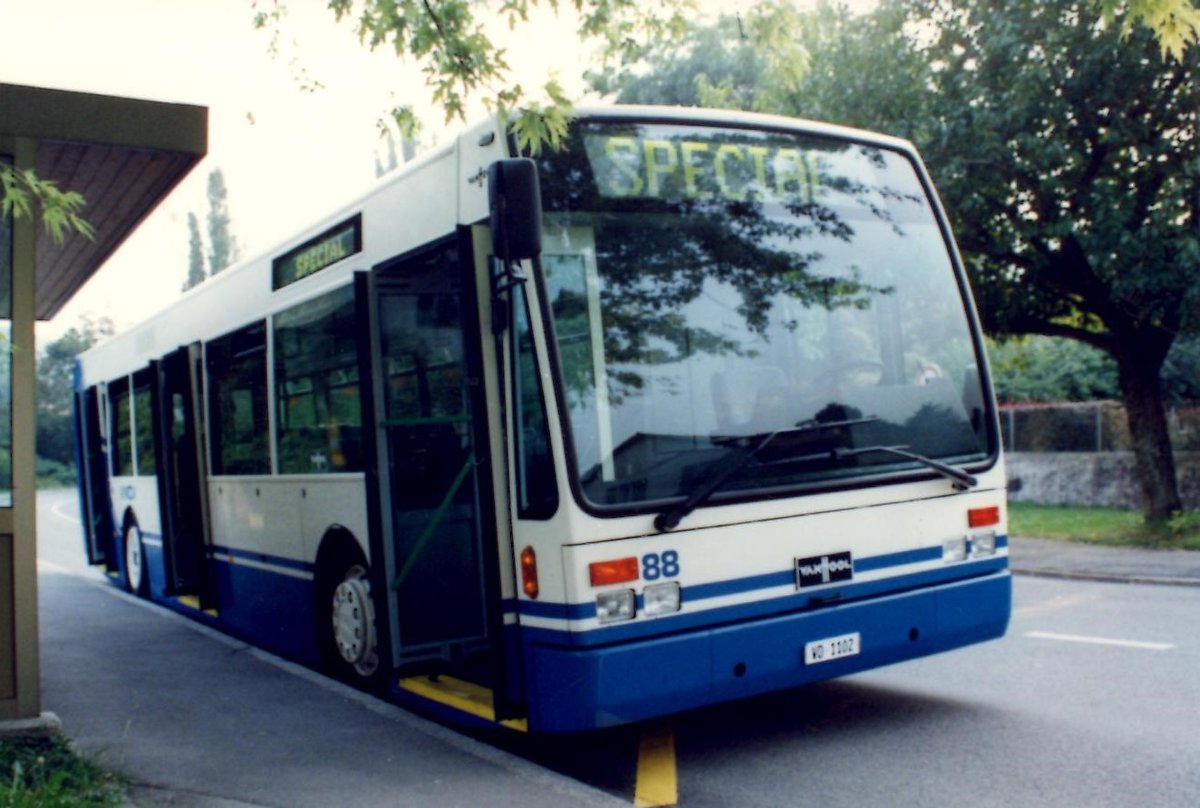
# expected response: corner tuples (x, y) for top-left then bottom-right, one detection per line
(643, 582), (681, 617)
(596, 589), (636, 623)
(971, 531), (997, 557)
(943, 536), (968, 563)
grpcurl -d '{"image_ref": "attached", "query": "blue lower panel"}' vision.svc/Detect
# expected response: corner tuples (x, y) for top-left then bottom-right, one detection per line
(525, 571), (1011, 732)
(143, 542), (165, 596)
(211, 562), (320, 666)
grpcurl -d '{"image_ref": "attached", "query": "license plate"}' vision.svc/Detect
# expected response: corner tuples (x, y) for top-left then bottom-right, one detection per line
(804, 632), (861, 665)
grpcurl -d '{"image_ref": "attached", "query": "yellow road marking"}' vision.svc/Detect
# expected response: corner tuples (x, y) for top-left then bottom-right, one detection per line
(397, 674), (528, 732)
(634, 720), (677, 807)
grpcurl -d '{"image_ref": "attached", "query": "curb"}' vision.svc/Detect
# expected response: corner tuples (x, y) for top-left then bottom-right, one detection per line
(0, 712), (63, 740)
(1009, 565), (1200, 588)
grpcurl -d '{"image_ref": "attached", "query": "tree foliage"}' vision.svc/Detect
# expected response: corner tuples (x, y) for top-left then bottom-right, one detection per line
(205, 168), (239, 277)
(0, 163), (93, 244)
(37, 316), (114, 469)
(183, 211), (206, 291)
(181, 168), (239, 291)
(1100, 0), (1200, 58)
(254, 0), (693, 153)
(252, 0), (1195, 156)
(988, 335), (1200, 404)
(988, 336), (1119, 403)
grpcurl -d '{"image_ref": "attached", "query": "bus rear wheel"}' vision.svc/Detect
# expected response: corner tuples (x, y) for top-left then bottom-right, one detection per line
(331, 564), (379, 678)
(124, 522), (147, 597)
(316, 540), (381, 686)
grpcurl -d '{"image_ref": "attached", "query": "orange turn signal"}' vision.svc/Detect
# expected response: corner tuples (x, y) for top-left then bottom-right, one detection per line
(520, 546), (539, 599)
(968, 506), (1001, 528)
(589, 557), (639, 587)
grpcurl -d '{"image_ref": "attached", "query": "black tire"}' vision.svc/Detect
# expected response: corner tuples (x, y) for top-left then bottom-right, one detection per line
(123, 518), (148, 598)
(315, 536), (382, 687)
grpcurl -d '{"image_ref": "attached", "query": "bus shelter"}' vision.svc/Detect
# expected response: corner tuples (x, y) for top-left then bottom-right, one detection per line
(1, 83), (206, 731)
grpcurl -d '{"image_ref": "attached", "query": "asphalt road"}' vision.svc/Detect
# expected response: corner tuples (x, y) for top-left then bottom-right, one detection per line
(668, 574), (1198, 807)
(36, 489), (1200, 806)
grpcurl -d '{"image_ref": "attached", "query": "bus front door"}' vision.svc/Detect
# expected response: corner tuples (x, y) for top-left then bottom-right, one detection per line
(367, 242), (495, 679)
(153, 344), (212, 604)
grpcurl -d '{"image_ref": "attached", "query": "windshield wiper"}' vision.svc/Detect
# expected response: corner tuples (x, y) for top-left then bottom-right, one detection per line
(832, 445), (978, 490)
(653, 417), (874, 532)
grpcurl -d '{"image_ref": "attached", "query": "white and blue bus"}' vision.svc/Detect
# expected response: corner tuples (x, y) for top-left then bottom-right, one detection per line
(74, 107), (1010, 732)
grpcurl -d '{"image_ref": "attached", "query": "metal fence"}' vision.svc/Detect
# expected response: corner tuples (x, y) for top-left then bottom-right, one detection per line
(999, 401), (1200, 453)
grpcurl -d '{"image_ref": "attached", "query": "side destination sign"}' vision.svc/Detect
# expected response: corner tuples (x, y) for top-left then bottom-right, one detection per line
(273, 214), (362, 291)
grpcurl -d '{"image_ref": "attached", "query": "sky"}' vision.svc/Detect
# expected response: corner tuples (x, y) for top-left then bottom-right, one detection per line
(3, 0), (873, 344)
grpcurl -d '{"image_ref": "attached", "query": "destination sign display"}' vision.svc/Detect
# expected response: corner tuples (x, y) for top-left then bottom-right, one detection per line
(273, 214), (362, 291)
(583, 131), (827, 204)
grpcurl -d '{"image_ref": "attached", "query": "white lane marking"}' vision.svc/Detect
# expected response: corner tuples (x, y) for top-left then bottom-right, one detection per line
(51, 496), (83, 524)
(1025, 631), (1175, 651)
(1013, 592), (1101, 619)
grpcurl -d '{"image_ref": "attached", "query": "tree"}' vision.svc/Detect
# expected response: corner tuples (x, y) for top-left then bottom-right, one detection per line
(182, 211), (206, 291)
(896, 0), (1197, 522)
(600, 0), (1199, 522)
(36, 316), (114, 469)
(205, 168), (239, 277)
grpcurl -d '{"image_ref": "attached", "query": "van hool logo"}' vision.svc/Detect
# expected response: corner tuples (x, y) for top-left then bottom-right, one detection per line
(796, 552), (854, 588)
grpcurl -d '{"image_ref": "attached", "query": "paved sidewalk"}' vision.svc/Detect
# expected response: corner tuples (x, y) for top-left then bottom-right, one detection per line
(38, 564), (626, 808)
(1009, 536), (1200, 586)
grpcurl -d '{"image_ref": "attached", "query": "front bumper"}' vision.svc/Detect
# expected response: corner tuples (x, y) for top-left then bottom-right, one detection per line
(525, 569), (1011, 732)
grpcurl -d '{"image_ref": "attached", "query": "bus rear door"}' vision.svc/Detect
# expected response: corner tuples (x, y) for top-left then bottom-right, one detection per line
(75, 385), (114, 567)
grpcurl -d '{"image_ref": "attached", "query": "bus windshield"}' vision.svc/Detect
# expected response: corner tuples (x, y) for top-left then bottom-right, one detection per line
(536, 119), (993, 510)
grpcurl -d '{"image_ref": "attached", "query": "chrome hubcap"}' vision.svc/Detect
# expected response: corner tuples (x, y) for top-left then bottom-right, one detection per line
(332, 565), (378, 676)
(125, 526), (142, 591)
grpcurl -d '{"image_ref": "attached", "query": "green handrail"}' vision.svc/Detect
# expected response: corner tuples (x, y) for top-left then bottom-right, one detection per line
(390, 451), (476, 591)
(381, 415), (470, 428)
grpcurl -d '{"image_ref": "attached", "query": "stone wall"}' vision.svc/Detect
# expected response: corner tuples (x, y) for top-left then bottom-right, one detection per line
(1006, 452), (1200, 509)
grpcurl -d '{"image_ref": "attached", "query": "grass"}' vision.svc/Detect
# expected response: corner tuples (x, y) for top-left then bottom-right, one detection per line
(1009, 502), (1200, 551)
(0, 736), (123, 808)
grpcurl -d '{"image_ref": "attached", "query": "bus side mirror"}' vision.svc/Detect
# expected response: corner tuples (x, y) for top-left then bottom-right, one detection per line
(488, 158), (542, 262)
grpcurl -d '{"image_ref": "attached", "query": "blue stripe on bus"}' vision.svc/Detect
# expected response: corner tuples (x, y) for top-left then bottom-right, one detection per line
(519, 557), (1010, 648)
(211, 544), (315, 574)
(511, 537), (1009, 642)
(854, 545), (944, 572)
(515, 599), (595, 621)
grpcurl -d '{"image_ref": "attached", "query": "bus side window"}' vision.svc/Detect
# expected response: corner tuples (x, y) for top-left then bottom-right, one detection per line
(273, 286), (362, 474)
(511, 284), (558, 519)
(109, 377), (133, 477)
(207, 322), (270, 475)
(133, 369), (156, 476)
